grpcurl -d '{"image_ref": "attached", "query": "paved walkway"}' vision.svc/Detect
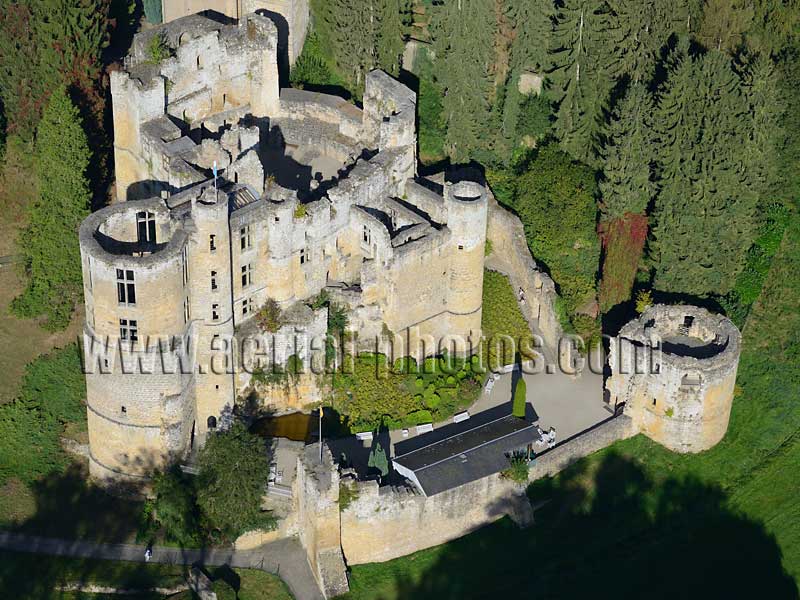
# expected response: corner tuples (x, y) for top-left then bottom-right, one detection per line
(0, 531), (323, 600)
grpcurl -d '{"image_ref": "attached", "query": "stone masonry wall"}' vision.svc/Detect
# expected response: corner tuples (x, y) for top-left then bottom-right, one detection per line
(340, 474), (532, 565)
(485, 196), (561, 351)
(291, 445), (349, 598)
(528, 415), (636, 480)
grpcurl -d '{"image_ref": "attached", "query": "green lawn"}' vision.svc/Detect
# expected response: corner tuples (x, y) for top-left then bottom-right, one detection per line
(341, 218), (800, 598)
(0, 552), (293, 599)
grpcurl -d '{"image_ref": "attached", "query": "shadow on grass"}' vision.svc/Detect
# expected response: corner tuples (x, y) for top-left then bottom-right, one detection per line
(349, 452), (798, 599)
(9, 462), (143, 543)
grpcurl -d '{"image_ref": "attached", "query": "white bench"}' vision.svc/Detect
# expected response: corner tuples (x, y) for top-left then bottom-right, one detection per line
(416, 423), (434, 434)
(453, 411), (470, 423)
(355, 431), (373, 442)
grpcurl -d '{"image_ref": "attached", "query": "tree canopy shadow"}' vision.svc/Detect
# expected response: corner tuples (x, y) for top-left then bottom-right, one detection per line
(371, 452), (798, 599)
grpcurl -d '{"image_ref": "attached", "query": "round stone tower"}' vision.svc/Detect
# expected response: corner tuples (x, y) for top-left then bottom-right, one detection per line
(80, 199), (194, 484)
(444, 177), (488, 355)
(607, 305), (741, 453)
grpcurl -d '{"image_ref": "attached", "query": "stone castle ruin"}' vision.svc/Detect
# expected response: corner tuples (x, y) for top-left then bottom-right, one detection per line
(83, 12), (503, 484)
(607, 304), (741, 453)
(78, 8), (743, 596)
(160, 0), (310, 65)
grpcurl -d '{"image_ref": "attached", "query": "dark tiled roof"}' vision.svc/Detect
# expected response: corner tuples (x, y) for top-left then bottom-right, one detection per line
(393, 405), (539, 496)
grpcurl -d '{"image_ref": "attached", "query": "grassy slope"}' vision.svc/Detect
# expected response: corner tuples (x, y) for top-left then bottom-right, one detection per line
(342, 217), (800, 599)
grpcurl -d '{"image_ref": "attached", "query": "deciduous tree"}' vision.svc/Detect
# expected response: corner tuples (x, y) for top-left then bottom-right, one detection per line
(196, 423), (274, 542)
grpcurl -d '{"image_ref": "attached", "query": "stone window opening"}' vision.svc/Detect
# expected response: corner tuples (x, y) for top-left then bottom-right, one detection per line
(241, 263), (253, 287)
(182, 246), (189, 286)
(240, 225), (252, 251)
(207, 415), (217, 430)
(211, 270), (218, 291)
(196, 55), (202, 70)
(116, 269), (136, 305)
(242, 297), (251, 315)
(363, 225), (371, 245)
(458, 244), (464, 250)
(652, 398), (657, 406)
(300, 248), (309, 265)
(119, 318), (138, 343)
(184, 298), (190, 324)
(679, 315), (695, 335)
(209, 234), (217, 253)
(212, 304), (220, 321)
(121, 406), (126, 414)
(136, 211), (156, 243)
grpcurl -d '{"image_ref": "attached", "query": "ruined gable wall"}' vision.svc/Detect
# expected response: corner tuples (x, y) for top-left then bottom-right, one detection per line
(111, 73), (167, 201)
(242, 0), (309, 65)
(162, 0), (240, 22)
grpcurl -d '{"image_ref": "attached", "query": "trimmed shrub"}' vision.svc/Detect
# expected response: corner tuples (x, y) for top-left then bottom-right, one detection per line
(513, 377), (527, 418)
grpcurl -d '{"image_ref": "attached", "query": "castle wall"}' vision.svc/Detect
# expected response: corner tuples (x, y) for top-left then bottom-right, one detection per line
(528, 415), (635, 480)
(340, 473), (530, 565)
(291, 445), (349, 597)
(485, 196), (561, 351)
(110, 73), (167, 202)
(84, 333), (195, 482)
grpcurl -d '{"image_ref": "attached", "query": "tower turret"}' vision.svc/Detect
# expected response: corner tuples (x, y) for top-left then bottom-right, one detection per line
(607, 304), (741, 453)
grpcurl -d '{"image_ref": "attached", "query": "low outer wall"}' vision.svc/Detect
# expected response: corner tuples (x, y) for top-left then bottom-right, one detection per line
(341, 474), (531, 565)
(485, 197), (561, 350)
(529, 415), (636, 480)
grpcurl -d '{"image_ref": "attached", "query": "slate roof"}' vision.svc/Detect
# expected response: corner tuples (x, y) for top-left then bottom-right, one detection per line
(392, 404), (540, 496)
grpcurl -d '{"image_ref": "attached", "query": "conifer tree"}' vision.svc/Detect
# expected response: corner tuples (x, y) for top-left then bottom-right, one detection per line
(548, 0), (616, 165)
(599, 84), (655, 220)
(507, 0), (554, 75)
(650, 42), (758, 297)
(34, 0), (111, 93)
(376, 0), (410, 77)
(0, 2), (49, 140)
(368, 439), (389, 478)
(598, 84), (654, 311)
(12, 88), (91, 329)
(605, 0), (692, 84)
(501, 0), (555, 150)
(740, 53), (784, 205)
(431, 0), (497, 162)
(312, 0), (408, 92)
